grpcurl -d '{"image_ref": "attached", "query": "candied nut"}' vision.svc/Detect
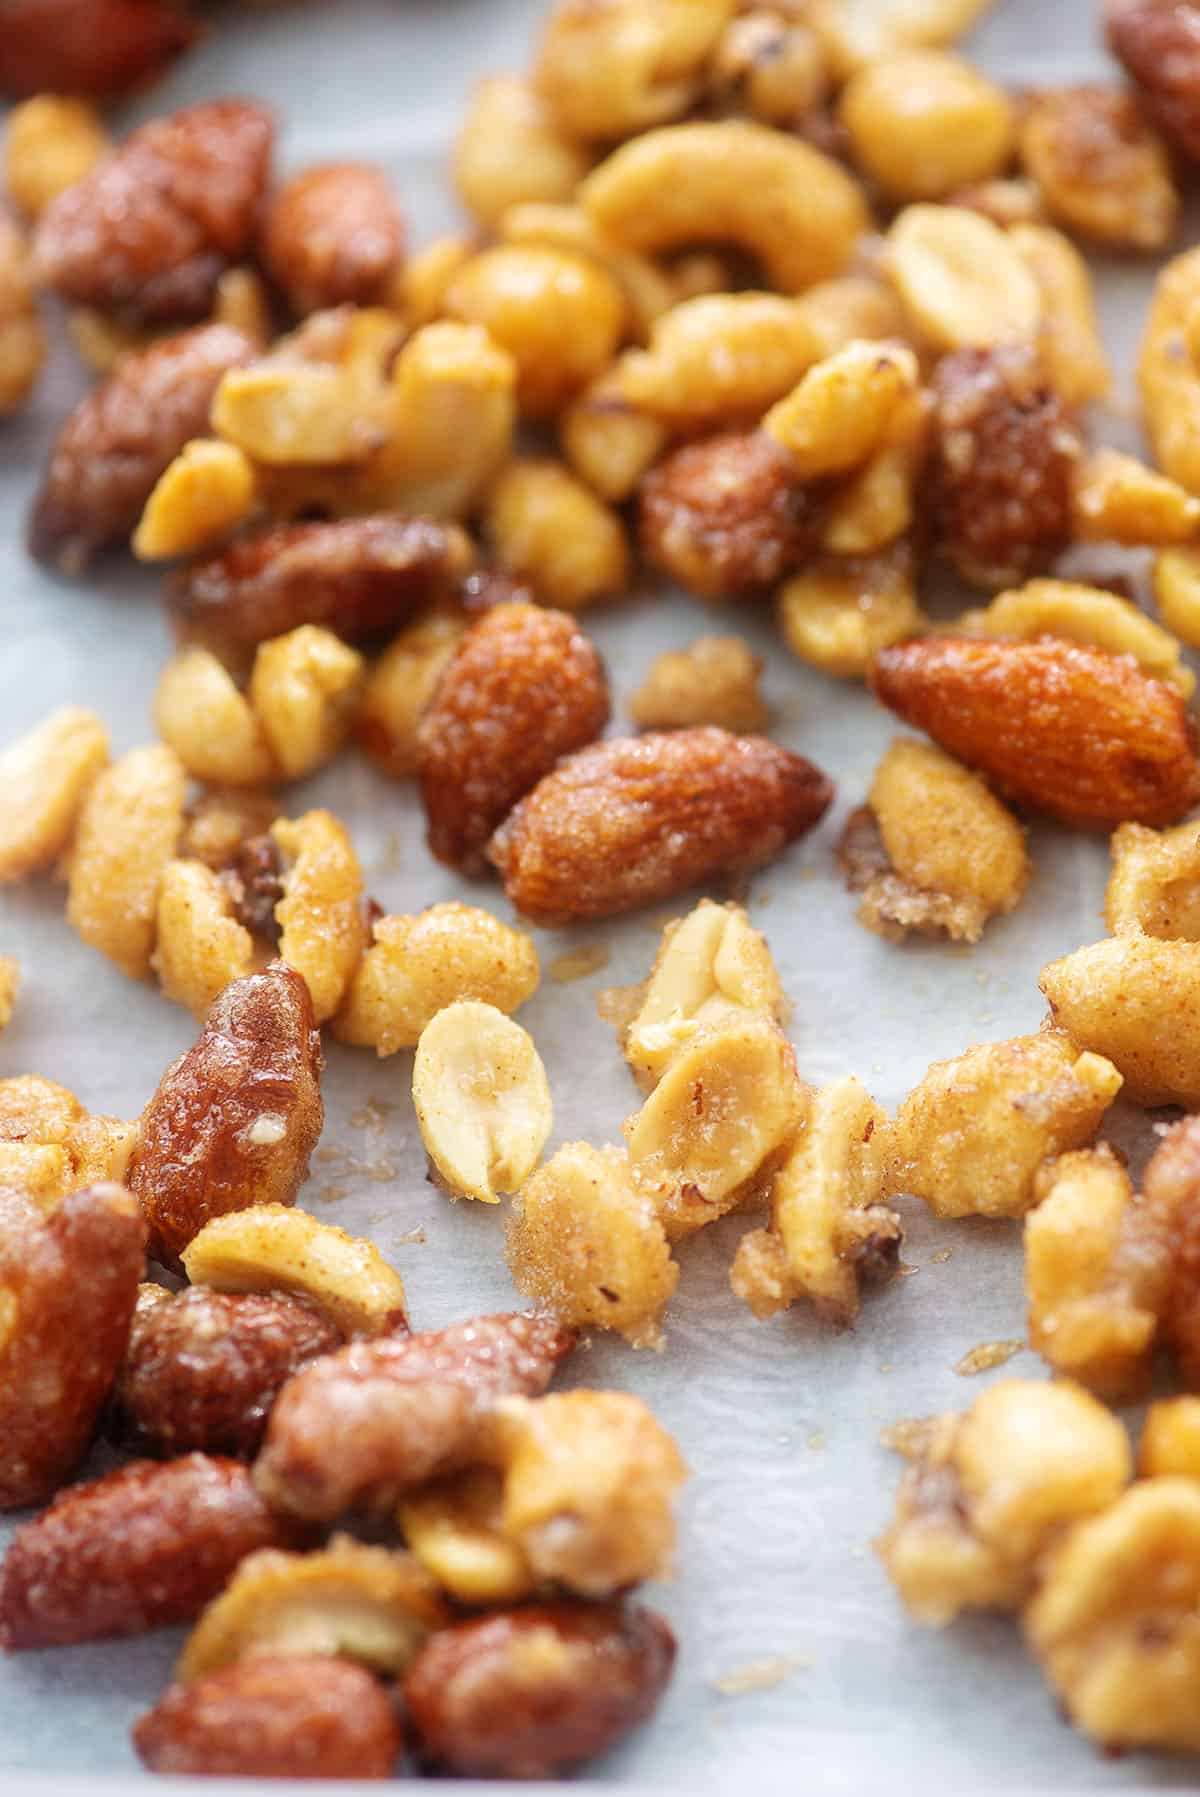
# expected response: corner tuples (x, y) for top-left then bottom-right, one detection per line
(213, 359), (387, 468)
(226, 831), (286, 946)
(562, 362), (669, 504)
(254, 1312), (574, 1523)
(809, 0), (996, 77)
(1040, 935), (1200, 1109)
(1025, 1478), (1200, 1753)
(270, 810), (365, 1024)
(0, 958), (16, 1034)
(0, 0), (196, 99)
(507, 1143), (679, 1347)
(489, 1390), (687, 1593)
(179, 1535), (447, 1682)
(1007, 222), (1111, 408)
(491, 727), (833, 925)
(212, 265), (272, 345)
(0, 216), (44, 413)
(358, 612), (466, 781)
(777, 552), (925, 679)
(625, 1014), (805, 1240)
(4, 96), (108, 219)
(884, 1032), (1123, 1220)
(876, 1379), (1131, 1626)
(134, 1655), (401, 1780)
(0, 706), (108, 884)
(134, 440), (258, 563)
(581, 120), (869, 294)
(1149, 1116), (1200, 1388)
(620, 293), (820, 428)
(455, 75), (589, 230)
(30, 322), (256, 573)
(732, 1075), (900, 1324)
(1139, 1397), (1200, 1477)
(171, 516), (468, 653)
(872, 636), (1200, 830)
(182, 1204), (407, 1340)
(129, 962), (323, 1271)
(260, 162), (405, 317)
(335, 903), (539, 1056)
(840, 51), (1014, 203)
(795, 272), (912, 362)
(763, 340), (919, 483)
(0, 1184), (144, 1510)
(113, 1285), (341, 1459)
(413, 1002), (552, 1206)
(710, 9), (828, 124)
(886, 205), (1040, 353)
(153, 859), (255, 1019)
(418, 600), (609, 873)
(248, 625), (365, 782)
(0, 1455), (299, 1648)
(497, 201), (677, 343)
(536, 0), (734, 139)
(622, 898), (784, 1089)
(0, 1078), (139, 1202)
(639, 431), (819, 602)
(399, 1468), (536, 1607)
(1139, 247), (1200, 495)
(1107, 819), (1200, 938)
(484, 459), (630, 609)
(838, 738), (1029, 945)
(1026, 1146), (1172, 1400)
(1072, 448), (1200, 551)
(629, 634), (767, 736)
(66, 743), (187, 979)
(821, 389), (929, 557)
(950, 175), (1046, 228)
(180, 788), (280, 871)
(32, 100), (273, 325)
(1155, 544), (1200, 646)
(1019, 85), (1176, 252)
(960, 577), (1194, 697)
(154, 648), (277, 788)
(1109, 0), (1200, 159)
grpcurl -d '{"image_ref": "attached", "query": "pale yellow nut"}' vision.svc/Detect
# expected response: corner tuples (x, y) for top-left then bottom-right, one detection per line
(1018, 86), (1177, 253)
(334, 903), (540, 1056)
(580, 120), (870, 295)
(619, 293), (820, 428)
(1154, 545), (1200, 647)
(1106, 819), (1200, 940)
(886, 204), (1041, 351)
(498, 202), (676, 344)
(795, 273), (912, 362)
(1025, 1480), (1200, 1754)
(810, 0), (998, 78)
(455, 75), (591, 229)
(66, 743), (187, 979)
(1009, 224), (1111, 408)
(1040, 935), (1200, 1110)
(840, 51), (1014, 203)
(65, 307), (147, 377)
(0, 1142), (71, 1207)
(412, 1001), (552, 1204)
(506, 1142), (679, 1348)
(133, 439), (258, 562)
(152, 858), (255, 1020)
(248, 626), (365, 782)
(180, 788), (281, 871)
(485, 457), (630, 610)
(4, 95), (108, 219)
(212, 266), (273, 346)
(400, 235), (477, 331)
(958, 577), (1195, 698)
(489, 1390), (688, 1595)
(1072, 448), (1200, 553)
(1139, 1398), (1200, 1478)
(711, 10), (828, 126)
(1138, 248), (1200, 495)
(536, 0), (736, 140)
(270, 809), (364, 1025)
(623, 899), (784, 1091)
(358, 612), (466, 780)
(763, 340), (919, 482)
(178, 1538), (447, 1683)
(822, 388), (929, 556)
(0, 1073), (83, 1144)
(629, 634), (767, 736)
(182, 1202), (408, 1338)
(0, 216), (43, 412)
(561, 360), (669, 505)
(0, 706), (108, 884)
(212, 363), (385, 467)
(0, 1073), (136, 1203)
(624, 1014), (806, 1240)
(777, 555), (925, 679)
(0, 956), (17, 1034)
(398, 1469), (536, 1607)
(950, 176), (1046, 229)
(69, 1113), (139, 1189)
(885, 1031), (1123, 1220)
(153, 648), (277, 788)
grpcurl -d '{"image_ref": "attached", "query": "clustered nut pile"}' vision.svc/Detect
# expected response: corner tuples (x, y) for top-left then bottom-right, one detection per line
(9, 0), (1200, 1778)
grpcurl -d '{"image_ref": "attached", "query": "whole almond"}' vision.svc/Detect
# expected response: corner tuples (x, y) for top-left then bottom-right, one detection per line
(261, 163), (406, 316)
(871, 635), (1200, 829)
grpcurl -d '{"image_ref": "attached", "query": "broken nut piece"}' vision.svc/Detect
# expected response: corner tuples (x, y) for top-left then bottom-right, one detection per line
(413, 1002), (552, 1204)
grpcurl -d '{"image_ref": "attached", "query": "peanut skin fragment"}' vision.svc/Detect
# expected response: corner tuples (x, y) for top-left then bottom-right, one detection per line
(489, 727), (833, 924)
(254, 1312), (575, 1523)
(133, 1656), (402, 1779)
(0, 1455), (302, 1649)
(0, 1183), (145, 1511)
(128, 961), (323, 1272)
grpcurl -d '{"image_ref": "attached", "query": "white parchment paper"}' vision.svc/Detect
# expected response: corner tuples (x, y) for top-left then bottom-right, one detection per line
(0, 0), (1194, 1787)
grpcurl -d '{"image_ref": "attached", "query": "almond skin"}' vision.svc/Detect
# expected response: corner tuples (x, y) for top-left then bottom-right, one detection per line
(133, 1656), (401, 1779)
(488, 727), (834, 924)
(871, 635), (1200, 829)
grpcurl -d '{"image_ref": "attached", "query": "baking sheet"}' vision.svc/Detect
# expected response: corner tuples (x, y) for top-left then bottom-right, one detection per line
(0, 0), (1194, 1787)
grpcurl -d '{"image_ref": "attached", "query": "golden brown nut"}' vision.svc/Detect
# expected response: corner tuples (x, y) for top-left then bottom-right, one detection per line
(732, 1075), (901, 1324)
(1106, 819), (1200, 938)
(455, 75), (590, 228)
(809, 0), (996, 76)
(404, 1601), (676, 1779)
(179, 788), (280, 872)
(0, 0), (197, 99)
(134, 439), (258, 563)
(619, 292), (819, 428)
(0, 215), (43, 414)
(1019, 85), (1177, 251)
(763, 341), (920, 483)
(959, 576), (1194, 695)
(248, 625), (365, 782)
(490, 728), (833, 925)
(0, 1183), (145, 1510)
(1156, 544), (1200, 646)
(1139, 247), (1200, 495)
(877, 1379), (1131, 1626)
(886, 204), (1040, 354)
(129, 962), (323, 1272)
(0, 958), (16, 1035)
(152, 858), (256, 1019)
(260, 162), (405, 316)
(794, 272), (912, 362)
(1139, 1396), (1200, 1478)
(838, 737), (1029, 944)
(270, 809), (365, 1024)
(413, 1002), (552, 1205)
(507, 1143), (679, 1347)
(1070, 449), (1200, 550)
(0, 1075), (137, 1201)
(840, 51), (1013, 202)
(562, 361), (669, 504)
(133, 1655), (401, 1780)
(485, 458), (629, 610)
(1149, 1116), (1200, 1388)
(629, 634), (767, 735)
(1109, 0), (1200, 159)
(0, 706), (108, 884)
(778, 552), (926, 679)
(418, 600), (610, 874)
(1040, 936), (1200, 1109)
(885, 1032), (1123, 1219)
(536, 0), (734, 139)
(710, 9), (828, 124)
(358, 612), (467, 780)
(154, 648), (277, 789)
(1009, 222), (1112, 408)
(399, 1467), (536, 1608)
(66, 743), (187, 979)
